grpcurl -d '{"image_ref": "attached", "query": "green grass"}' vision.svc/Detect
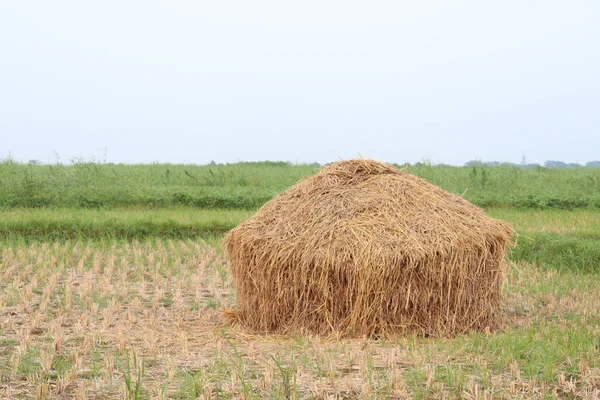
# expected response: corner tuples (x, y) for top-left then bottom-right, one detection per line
(4, 207), (598, 241)
(408, 162), (600, 210)
(2, 159), (600, 209)
(487, 208), (600, 235)
(488, 209), (600, 272)
(2, 207), (599, 273)
(0, 160), (316, 209)
(0, 207), (254, 240)
(510, 233), (600, 273)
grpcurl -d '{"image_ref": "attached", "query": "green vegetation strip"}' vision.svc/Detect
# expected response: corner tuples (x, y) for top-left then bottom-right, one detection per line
(0, 160), (313, 209)
(2, 160), (600, 209)
(510, 233), (600, 273)
(487, 208), (600, 235)
(2, 207), (599, 273)
(0, 207), (254, 240)
(490, 208), (600, 273)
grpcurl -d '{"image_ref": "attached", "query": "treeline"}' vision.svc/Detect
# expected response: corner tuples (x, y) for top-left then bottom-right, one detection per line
(463, 160), (600, 168)
(1, 160), (600, 210)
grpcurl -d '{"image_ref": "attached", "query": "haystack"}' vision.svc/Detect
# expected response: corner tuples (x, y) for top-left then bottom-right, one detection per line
(223, 159), (513, 337)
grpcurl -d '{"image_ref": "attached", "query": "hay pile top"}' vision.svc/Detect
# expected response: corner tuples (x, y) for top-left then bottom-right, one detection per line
(224, 159), (513, 336)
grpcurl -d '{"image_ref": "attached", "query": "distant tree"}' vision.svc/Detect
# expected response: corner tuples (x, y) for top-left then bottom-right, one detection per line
(544, 161), (567, 168)
(465, 160), (486, 167)
(521, 163), (541, 169)
(586, 161), (600, 167)
(28, 159), (40, 165)
(544, 161), (582, 168)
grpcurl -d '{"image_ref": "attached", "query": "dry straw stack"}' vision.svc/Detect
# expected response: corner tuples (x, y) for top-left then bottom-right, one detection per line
(223, 159), (513, 337)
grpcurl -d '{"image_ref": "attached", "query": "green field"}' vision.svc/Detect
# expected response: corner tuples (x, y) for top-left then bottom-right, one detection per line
(2, 160), (600, 209)
(0, 161), (599, 398)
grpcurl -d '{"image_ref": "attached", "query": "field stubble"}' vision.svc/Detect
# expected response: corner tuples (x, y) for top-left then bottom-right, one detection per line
(0, 239), (598, 399)
(3, 207), (600, 273)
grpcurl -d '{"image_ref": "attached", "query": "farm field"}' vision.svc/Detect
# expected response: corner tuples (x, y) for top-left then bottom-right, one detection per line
(1, 239), (598, 399)
(1, 161), (599, 398)
(2, 207), (600, 239)
(1, 207), (599, 274)
(2, 160), (600, 210)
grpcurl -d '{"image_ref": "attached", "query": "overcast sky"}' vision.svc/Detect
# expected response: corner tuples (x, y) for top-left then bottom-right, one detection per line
(1, 1), (599, 166)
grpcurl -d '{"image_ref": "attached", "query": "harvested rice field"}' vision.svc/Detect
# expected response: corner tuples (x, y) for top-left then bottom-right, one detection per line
(1, 161), (599, 399)
(0, 238), (599, 399)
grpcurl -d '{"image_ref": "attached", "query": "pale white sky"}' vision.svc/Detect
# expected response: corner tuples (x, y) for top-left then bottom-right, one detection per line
(1, 1), (599, 165)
